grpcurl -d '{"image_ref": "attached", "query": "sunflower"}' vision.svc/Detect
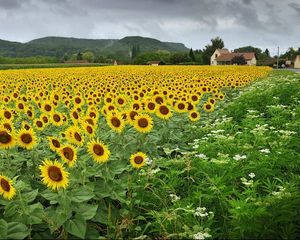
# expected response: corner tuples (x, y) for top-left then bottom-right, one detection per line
(2, 120), (14, 132)
(145, 100), (157, 113)
(87, 139), (110, 164)
(40, 114), (49, 124)
(65, 125), (84, 146)
(58, 144), (77, 167)
(115, 95), (127, 108)
(106, 113), (125, 133)
(81, 121), (95, 137)
(41, 101), (53, 114)
(174, 101), (187, 113)
(133, 114), (153, 133)
(39, 160), (69, 190)
(1, 108), (14, 121)
(0, 175), (16, 200)
(156, 104), (172, 120)
(188, 111), (201, 122)
(130, 152), (147, 169)
(34, 119), (45, 131)
(0, 127), (15, 149)
(203, 102), (214, 113)
(48, 136), (61, 152)
(17, 128), (37, 150)
(51, 112), (64, 127)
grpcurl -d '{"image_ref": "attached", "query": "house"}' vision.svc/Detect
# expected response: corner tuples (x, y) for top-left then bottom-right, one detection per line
(113, 60), (118, 66)
(294, 55), (300, 69)
(211, 49), (257, 66)
(146, 61), (164, 66)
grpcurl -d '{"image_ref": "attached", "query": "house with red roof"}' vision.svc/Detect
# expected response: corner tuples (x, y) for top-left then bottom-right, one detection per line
(294, 55), (300, 69)
(211, 49), (257, 66)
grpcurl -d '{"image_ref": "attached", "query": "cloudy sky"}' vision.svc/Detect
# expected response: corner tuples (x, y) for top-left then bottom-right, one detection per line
(0, 0), (299, 55)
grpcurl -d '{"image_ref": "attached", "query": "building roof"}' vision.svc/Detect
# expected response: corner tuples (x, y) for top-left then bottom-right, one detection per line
(295, 55), (300, 61)
(216, 52), (255, 61)
(216, 48), (230, 54)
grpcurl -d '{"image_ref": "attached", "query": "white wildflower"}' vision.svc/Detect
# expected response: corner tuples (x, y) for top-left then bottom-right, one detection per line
(169, 194), (180, 203)
(195, 153), (208, 159)
(194, 231), (212, 240)
(259, 148), (270, 154)
(233, 154), (247, 161)
(248, 173), (255, 179)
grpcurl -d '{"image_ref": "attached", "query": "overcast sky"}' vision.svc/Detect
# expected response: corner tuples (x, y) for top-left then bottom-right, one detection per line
(0, 0), (299, 56)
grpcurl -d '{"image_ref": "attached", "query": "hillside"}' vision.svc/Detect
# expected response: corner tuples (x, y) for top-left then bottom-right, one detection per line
(0, 36), (189, 58)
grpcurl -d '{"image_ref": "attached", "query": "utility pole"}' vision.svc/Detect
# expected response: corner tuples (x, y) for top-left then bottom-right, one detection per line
(277, 46), (279, 69)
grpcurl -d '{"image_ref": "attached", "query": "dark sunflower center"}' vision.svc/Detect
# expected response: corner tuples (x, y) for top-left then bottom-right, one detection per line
(86, 126), (93, 134)
(89, 112), (96, 118)
(155, 97), (163, 104)
(52, 139), (60, 148)
(134, 156), (144, 165)
(21, 133), (32, 144)
(148, 102), (155, 110)
(74, 132), (82, 142)
(191, 112), (198, 118)
(205, 104), (212, 110)
(72, 112), (79, 119)
(53, 114), (61, 122)
(93, 144), (104, 156)
(42, 116), (49, 123)
(111, 117), (121, 127)
(133, 103), (140, 110)
(27, 110), (33, 117)
(0, 131), (11, 144)
(4, 111), (11, 119)
(138, 118), (148, 128)
(118, 98), (124, 105)
(159, 106), (169, 115)
(192, 95), (198, 101)
(178, 103), (185, 110)
(18, 103), (24, 109)
(63, 147), (74, 161)
(36, 121), (43, 128)
(0, 178), (10, 191)
(130, 111), (138, 120)
(75, 97), (81, 104)
(3, 123), (12, 131)
(44, 104), (52, 112)
(48, 166), (63, 182)
(86, 119), (94, 126)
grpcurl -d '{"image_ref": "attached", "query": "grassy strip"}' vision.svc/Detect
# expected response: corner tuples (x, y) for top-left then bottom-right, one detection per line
(0, 63), (109, 70)
(132, 70), (300, 239)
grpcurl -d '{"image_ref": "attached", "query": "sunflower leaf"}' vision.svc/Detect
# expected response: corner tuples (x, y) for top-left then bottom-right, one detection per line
(65, 214), (87, 239)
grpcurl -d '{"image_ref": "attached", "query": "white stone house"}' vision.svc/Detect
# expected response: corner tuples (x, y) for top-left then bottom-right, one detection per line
(211, 49), (257, 66)
(294, 55), (300, 69)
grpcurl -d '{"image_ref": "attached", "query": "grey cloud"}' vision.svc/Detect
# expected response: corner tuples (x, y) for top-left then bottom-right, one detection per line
(0, 0), (299, 53)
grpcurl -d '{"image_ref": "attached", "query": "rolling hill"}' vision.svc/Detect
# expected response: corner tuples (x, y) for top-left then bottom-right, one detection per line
(0, 36), (189, 58)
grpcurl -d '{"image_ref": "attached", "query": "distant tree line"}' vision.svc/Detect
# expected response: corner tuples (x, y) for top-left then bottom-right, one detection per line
(1, 37), (299, 66)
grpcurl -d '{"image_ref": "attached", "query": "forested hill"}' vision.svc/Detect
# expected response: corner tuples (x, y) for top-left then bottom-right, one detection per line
(0, 36), (188, 58)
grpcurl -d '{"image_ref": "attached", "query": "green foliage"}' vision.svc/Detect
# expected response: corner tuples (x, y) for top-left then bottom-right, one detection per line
(231, 55), (247, 65)
(202, 36), (224, 64)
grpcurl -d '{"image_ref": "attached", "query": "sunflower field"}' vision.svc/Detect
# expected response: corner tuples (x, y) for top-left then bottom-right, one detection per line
(1, 66), (299, 239)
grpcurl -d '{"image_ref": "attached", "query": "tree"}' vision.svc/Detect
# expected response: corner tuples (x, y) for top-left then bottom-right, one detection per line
(232, 55), (246, 65)
(202, 36), (225, 65)
(77, 52), (83, 60)
(82, 51), (95, 63)
(169, 52), (191, 64)
(234, 46), (262, 59)
(189, 48), (196, 61)
(264, 48), (270, 58)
